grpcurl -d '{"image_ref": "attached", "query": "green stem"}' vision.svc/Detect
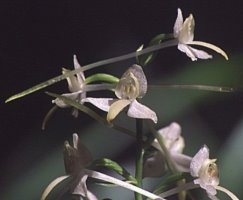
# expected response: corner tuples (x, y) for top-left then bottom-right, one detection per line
(135, 119), (144, 200)
(147, 121), (177, 173)
(6, 38), (177, 103)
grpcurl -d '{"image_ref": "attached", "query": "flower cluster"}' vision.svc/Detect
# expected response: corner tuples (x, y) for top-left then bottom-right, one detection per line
(145, 123), (238, 200)
(7, 7), (238, 200)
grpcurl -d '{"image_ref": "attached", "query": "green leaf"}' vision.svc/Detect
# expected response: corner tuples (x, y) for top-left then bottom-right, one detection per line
(148, 84), (234, 93)
(85, 73), (119, 84)
(5, 38), (177, 103)
(153, 173), (186, 195)
(94, 158), (137, 185)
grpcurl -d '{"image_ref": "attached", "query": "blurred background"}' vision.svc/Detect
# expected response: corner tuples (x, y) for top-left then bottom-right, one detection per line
(1, 0), (243, 199)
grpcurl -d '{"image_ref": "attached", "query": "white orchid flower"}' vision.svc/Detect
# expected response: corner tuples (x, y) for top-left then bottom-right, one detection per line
(52, 55), (115, 118)
(52, 55), (86, 117)
(190, 145), (239, 200)
(143, 123), (192, 177)
(83, 64), (158, 123)
(41, 134), (164, 200)
(174, 8), (228, 61)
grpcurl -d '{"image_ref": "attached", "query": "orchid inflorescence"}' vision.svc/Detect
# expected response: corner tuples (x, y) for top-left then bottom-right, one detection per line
(6, 8), (238, 200)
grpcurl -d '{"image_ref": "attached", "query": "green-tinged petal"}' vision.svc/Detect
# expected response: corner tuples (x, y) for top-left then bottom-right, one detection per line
(107, 99), (131, 122)
(178, 14), (195, 43)
(84, 73), (119, 84)
(189, 41), (228, 60)
(40, 175), (69, 200)
(127, 100), (158, 123)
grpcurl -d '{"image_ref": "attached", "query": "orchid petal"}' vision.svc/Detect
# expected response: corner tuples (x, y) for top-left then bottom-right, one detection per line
(158, 122), (182, 147)
(82, 97), (115, 112)
(153, 122), (183, 152)
(72, 174), (98, 200)
(107, 99), (131, 122)
(171, 153), (192, 172)
(178, 43), (212, 61)
(179, 14), (195, 43)
(73, 133), (93, 167)
(72, 174), (89, 196)
(73, 54), (85, 82)
(178, 43), (197, 61)
(174, 8), (184, 37)
(190, 145), (209, 177)
(117, 65), (147, 98)
(207, 193), (219, 200)
(127, 100), (158, 123)
(189, 41), (229, 60)
(129, 65), (148, 97)
(40, 175), (69, 200)
(187, 45), (213, 60)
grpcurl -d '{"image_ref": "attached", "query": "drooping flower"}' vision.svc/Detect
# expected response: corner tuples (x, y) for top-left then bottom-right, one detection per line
(174, 8), (228, 61)
(143, 123), (192, 177)
(83, 64), (158, 123)
(41, 134), (164, 200)
(52, 55), (86, 117)
(190, 145), (239, 200)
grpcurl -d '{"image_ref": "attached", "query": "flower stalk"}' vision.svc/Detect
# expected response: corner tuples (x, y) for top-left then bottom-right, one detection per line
(135, 118), (145, 200)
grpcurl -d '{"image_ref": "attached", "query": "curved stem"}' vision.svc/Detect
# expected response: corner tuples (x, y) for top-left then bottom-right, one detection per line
(135, 119), (144, 200)
(159, 182), (198, 198)
(215, 185), (239, 200)
(84, 169), (164, 200)
(6, 39), (178, 103)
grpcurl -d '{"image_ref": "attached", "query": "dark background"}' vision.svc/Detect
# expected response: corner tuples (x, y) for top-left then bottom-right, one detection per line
(1, 1), (243, 199)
